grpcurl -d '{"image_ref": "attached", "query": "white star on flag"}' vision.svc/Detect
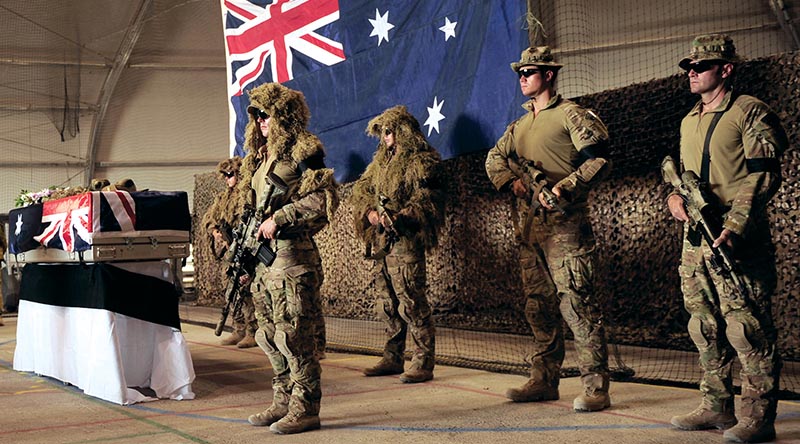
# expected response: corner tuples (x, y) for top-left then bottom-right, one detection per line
(369, 9), (394, 46)
(424, 96), (445, 136)
(439, 17), (457, 41)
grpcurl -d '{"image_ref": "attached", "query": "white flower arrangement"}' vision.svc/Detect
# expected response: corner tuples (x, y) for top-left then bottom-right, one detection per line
(15, 186), (69, 207)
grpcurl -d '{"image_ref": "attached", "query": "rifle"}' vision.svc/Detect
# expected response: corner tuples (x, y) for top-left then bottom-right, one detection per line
(661, 155), (749, 300)
(215, 172), (289, 336)
(364, 194), (400, 260)
(507, 155), (567, 216)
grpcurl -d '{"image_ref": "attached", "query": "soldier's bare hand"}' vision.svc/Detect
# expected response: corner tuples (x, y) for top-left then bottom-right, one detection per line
(367, 210), (381, 226)
(713, 228), (736, 250)
(258, 217), (278, 240)
(668, 194), (689, 222)
(239, 274), (251, 286)
(511, 178), (528, 198)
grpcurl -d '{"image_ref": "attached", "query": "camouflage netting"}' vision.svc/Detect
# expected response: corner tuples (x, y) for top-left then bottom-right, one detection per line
(194, 51), (799, 392)
(192, 172), (226, 306)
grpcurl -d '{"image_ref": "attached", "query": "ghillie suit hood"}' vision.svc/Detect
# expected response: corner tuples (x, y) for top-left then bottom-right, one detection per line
(238, 83), (338, 222)
(202, 156), (245, 236)
(352, 105), (444, 252)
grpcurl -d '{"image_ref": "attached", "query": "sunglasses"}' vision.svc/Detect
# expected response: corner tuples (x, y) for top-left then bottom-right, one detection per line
(221, 171), (236, 178)
(253, 109), (269, 120)
(383, 128), (393, 136)
(518, 68), (541, 78)
(683, 60), (719, 74)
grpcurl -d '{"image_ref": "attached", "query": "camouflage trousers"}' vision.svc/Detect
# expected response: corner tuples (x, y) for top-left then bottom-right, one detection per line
(231, 292), (258, 336)
(679, 223), (780, 422)
(250, 260), (324, 416)
(517, 208), (608, 386)
(374, 240), (435, 371)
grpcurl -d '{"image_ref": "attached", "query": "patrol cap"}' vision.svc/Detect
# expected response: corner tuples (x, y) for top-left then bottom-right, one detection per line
(679, 34), (742, 70)
(510, 46), (563, 72)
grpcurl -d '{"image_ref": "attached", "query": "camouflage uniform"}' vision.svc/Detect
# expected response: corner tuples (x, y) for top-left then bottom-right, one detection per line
(241, 83), (338, 434)
(351, 106), (444, 383)
(201, 157), (257, 347)
(670, 35), (787, 443)
(485, 46), (611, 411)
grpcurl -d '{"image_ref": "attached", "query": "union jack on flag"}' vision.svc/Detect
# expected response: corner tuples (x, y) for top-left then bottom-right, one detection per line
(33, 191), (136, 252)
(223, 0), (345, 94)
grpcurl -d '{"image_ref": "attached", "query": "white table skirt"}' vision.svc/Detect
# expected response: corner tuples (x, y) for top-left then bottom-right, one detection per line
(13, 299), (195, 405)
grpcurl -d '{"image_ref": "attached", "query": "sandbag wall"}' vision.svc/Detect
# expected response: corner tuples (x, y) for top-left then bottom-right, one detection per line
(194, 50), (799, 360)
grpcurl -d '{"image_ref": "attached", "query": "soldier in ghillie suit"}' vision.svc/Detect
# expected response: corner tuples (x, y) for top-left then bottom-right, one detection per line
(240, 83), (338, 435)
(351, 105), (444, 384)
(201, 156), (257, 348)
(667, 34), (787, 443)
(485, 46), (612, 412)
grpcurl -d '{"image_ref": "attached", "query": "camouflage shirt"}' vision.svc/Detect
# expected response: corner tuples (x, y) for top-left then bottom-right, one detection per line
(679, 90), (787, 235)
(485, 95), (610, 205)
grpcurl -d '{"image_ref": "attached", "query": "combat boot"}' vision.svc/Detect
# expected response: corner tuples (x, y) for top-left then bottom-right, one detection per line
(399, 368), (433, 383)
(505, 379), (559, 402)
(363, 358), (404, 377)
(236, 333), (257, 349)
(220, 331), (245, 346)
(723, 417), (775, 443)
(573, 373), (611, 412)
(670, 398), (736, 430)
(269, 411), (321, 434)
(248, 391), (290, 427)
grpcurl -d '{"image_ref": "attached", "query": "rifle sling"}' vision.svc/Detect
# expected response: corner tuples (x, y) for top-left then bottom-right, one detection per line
(700, 111), (725, 183)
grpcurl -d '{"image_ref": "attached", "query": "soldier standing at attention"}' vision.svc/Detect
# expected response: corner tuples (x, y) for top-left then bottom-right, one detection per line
(667, 34), (787, 443)
(202, 156), (257, 348)
(352, 105), (444, 384)
(241, 83), (338, 434)
(485, 46), (612, 412)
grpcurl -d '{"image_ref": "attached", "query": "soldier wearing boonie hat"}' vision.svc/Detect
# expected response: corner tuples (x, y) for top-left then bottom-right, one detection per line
(678, 33), (742, 71)
(667, 34), (787, 444)
(487, 46), (613, 413)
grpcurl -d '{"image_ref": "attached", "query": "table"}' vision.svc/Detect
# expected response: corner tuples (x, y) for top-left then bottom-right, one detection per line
(13, 261), (195, 405)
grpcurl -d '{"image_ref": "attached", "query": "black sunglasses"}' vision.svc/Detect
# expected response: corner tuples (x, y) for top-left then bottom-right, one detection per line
(221, 171), (236, 178)
(383, 128), (393, 136)
(518, 68), (541, 78)
(683, 60), (719, 74)
(253, 109), (269, 120)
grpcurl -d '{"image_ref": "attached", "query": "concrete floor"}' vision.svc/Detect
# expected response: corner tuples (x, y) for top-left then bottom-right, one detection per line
(1, 309), (799, 444)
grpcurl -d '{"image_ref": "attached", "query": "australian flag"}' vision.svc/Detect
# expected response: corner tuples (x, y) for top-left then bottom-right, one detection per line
(9, 191), (191, 254)
(222, 0), (528, 182)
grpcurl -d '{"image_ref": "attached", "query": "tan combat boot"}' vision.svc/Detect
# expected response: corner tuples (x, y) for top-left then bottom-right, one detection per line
(269, 411), (321, 434)
(723, 384), (777, 443)
(722, 417), (775, 443)
(670, 398), (737, 430)
(363, 358), (404, 377)
(220, 331), (245, 346)
(506, 367), (559, 402)
(574, 373), (611, 412)
(236, 333), (257, 348)
(248, 391), (290, 427)
(399, 368), (433, 383)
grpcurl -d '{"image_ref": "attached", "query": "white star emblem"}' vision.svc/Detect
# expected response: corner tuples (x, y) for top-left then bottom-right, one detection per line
(369, 9), (394, 46)
(439, 17), (457, 41)
(424, 96), (445, 136)
(15, 214), (23, 236)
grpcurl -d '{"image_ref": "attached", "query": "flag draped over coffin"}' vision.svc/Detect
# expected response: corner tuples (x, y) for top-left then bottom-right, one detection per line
(222, 0), (528, 182)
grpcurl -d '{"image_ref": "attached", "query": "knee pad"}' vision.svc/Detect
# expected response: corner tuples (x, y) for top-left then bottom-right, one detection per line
(726, 319), (754, 353)
(687, 316), (709, 348)
(254, 328), (277, 354)
(274, 328), (296, 358)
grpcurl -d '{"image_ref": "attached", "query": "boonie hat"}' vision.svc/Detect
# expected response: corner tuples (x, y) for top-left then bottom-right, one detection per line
(511, 46), (563, 72)
(679, 34), (742, 70)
